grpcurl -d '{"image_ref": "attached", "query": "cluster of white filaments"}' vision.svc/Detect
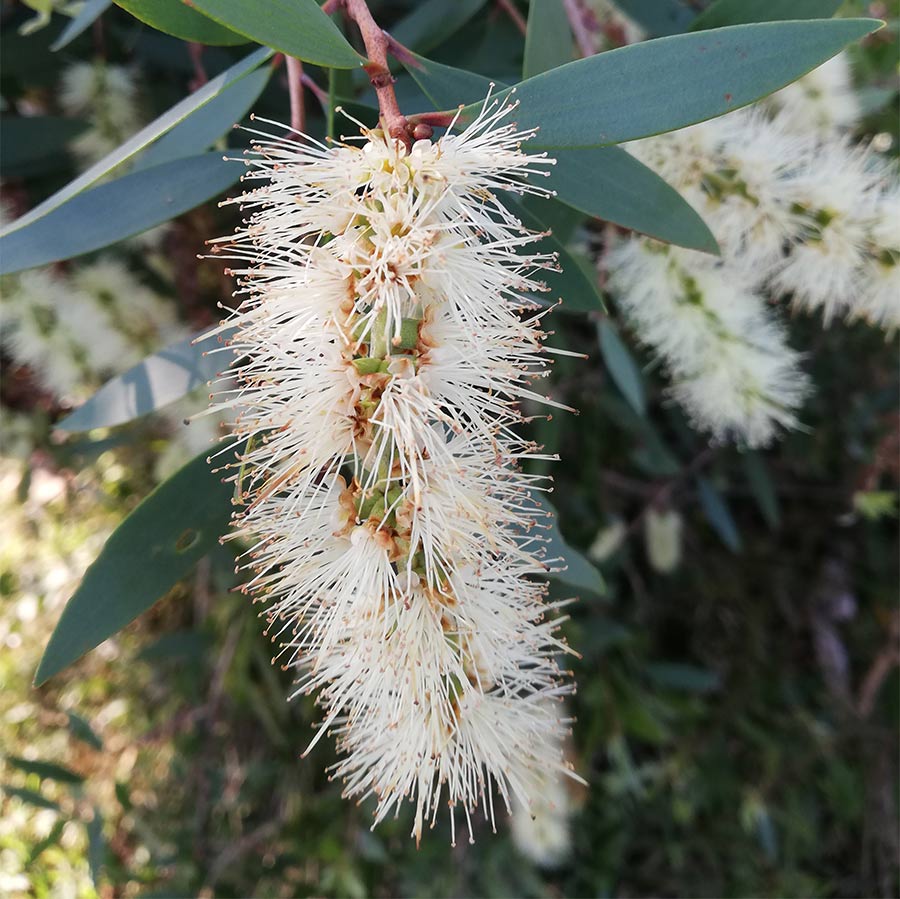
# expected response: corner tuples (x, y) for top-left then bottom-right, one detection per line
(208, 97), (582, 844)
(606, 56), (900, 448)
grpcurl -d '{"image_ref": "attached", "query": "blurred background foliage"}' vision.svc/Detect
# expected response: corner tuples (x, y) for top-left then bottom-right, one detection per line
(0, 0), (898, 897)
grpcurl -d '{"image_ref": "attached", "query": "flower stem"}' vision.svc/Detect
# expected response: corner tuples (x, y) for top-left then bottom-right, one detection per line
(323, 0), (410, 146)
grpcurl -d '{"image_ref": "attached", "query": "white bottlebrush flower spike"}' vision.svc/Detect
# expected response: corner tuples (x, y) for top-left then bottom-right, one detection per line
(208, 98), (583, 845)
(607, 88), (900, 446)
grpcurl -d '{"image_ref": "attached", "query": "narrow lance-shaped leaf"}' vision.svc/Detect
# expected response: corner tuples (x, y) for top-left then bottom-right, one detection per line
(691, 0), (843, 31)
(390, 0), (488, 54)
(402, 53), (717, 253)
(34, 450), (236, 685)
(187, 0), (362, 68)
(610, 0), (696, 36)
(114, 0), (248, 45)
(1, 46), (271, 235)
(57, 329), (234, 432)
(598, 320), (646, 416)
(459, 19), (881, 148)
(523, 0), (574, 79)
(541, 498), (606, 595)
(696, 476), (742, 552)
(134, 67), (270, 170)
(0, 153), (241, 275)
(741, 450), (780, 529)
(51, 0), (112, 51)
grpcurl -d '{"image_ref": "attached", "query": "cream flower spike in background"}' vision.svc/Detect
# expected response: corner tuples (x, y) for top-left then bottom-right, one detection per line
(207, 94), (584, 845)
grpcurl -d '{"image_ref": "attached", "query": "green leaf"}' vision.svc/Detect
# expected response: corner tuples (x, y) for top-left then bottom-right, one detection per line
(509, 198), (604, 313)
(696, 476), (742, 552)
(542, 498), (606, 595)
(598, 321), (646, 416)
(0, 46), (271, 236)
(0, 153), (241, 275)
(645, 662), (721, 693)
(187, 0), (361, 68)
(114, 0), (248, 45)
(5, 757), (83, 784)
(611, 0), (696, 36)
(402, 53), (718, 252)
(391, 0), (488, 54)
(741, 451), (780, 529)
(34, 451), (235, 685)
(135, 68), (270, 170)
(463, 19), (881, 148)
(87, 810), (106, 886)
(546, 147), (718, 253)
(0, 116), (87, 177)
(691, 0), (843, 31)
(66, 712), (103, 750)
(3, 786), (61, 811)
(57, 330), (232, 432)
(524, 0), (574, 78)
(51, 0), (112, 51)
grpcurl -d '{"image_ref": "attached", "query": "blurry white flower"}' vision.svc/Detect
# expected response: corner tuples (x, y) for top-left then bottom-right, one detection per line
(607, 240), (810, 447)
(210, 99), (581, 843)
(60, 61), (142, 166)
(770, 53), (860, 136)
(588, 518), (627, 563)
(644, 507), (682, 574)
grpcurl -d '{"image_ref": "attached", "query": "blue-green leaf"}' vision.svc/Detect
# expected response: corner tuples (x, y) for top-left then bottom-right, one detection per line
(543, 499), (605, 595)
(51, 0), (112, 51)
(741, 451), (780, 529)
(3, 786), (61, 812)
(187, 0), (361, 68)
(402, 53), (717, 252)
(611, 0), (696, 36)
(0, 116), (87, 177)
(115, 0), (248, 44)
(691, 0), (843, 31)
(67, 712), (103, 750)
(135, 68), (270, 170)
(34, 451), (234, 685)
(598, 321), (646, 416)
(57, 330), (232, 432)
(696, 476), (742, 552)
(1, 46), (271, 235)
(391, 0), (488, 54)
(87, 810), (105, 886)
(465, 19), (882, 148)
(0, 154), (240, 275)
(5, 757), (83, 784)
(645, 662), (722, 693)
(524, 0), (574, 78)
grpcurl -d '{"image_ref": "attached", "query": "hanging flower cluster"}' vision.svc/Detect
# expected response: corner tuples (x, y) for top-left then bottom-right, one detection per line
(605, 56), (899, 447)
(209, 99), (581, 844)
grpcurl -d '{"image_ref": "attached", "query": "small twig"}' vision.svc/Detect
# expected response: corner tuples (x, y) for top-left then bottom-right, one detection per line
(563, 0), (597, 58)
(188, 42), (208, 90)
(323, 0), (410, 146)
(301, 72), (329, 109)
(496, 0), (527, 36)
(286, 56), (306, 135)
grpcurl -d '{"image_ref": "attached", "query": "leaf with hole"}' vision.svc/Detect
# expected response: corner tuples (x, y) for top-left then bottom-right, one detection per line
(34, 451), (236, 685)
(187, 0), (361, 68)
(0, 154), (241, 275)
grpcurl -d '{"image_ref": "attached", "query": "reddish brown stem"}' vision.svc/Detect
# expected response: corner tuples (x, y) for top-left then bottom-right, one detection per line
(286, 56), (306, 134)
(324, 0), (411, 146)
